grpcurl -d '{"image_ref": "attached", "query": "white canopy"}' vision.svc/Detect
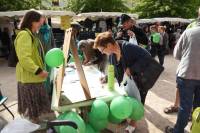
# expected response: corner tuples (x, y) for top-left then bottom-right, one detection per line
(0, 10), (75, 17)
(74, 12), (138, 21)
(137, 17), (191, 24)
(137, 19), (157, 24)
(153, 17), (191, 23)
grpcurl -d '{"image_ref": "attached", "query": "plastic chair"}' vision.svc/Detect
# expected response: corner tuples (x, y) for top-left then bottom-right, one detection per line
(0, 85), (14, 119)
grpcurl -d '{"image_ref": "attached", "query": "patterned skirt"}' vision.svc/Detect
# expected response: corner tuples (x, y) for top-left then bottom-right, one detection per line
(17, 82), (51, 120)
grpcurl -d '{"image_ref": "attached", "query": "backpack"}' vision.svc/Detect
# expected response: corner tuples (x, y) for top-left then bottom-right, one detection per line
(151, 33), (160, 44)
(8, 30), (33, 67)
(191, 107), (200, 133)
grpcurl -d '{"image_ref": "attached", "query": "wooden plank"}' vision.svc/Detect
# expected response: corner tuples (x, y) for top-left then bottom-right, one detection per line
(56, 29), (72, 100)
(63, 28), (72, 63)
(70, 38), (91, 99)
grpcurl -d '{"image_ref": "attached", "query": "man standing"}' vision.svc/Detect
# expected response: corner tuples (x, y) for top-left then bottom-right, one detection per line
(165, 22), (200, 133)
(115, 14), (148, 46)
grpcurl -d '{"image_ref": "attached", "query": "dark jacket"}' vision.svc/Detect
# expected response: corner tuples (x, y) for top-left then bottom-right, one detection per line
(115, 26), (149, 45)
(109, 40), (152, 84)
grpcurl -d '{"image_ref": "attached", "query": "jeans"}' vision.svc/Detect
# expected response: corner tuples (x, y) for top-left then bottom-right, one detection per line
(174, 77), (200, 133)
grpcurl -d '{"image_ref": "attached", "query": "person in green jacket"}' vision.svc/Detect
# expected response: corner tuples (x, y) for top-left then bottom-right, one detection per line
(15, 10), (51, 123)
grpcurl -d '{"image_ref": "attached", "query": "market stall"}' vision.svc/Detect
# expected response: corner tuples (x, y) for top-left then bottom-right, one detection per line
(72, 12), (138, 40)
(48, 26), (146, 132)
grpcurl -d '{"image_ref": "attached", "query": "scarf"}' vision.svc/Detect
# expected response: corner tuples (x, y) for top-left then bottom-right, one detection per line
(39, 24), (51, 45)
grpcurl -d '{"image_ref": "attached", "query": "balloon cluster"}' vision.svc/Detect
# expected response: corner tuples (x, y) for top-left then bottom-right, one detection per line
(56, 96), (144, 133)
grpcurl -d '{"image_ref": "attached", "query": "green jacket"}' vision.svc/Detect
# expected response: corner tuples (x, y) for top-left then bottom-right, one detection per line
(15, 29), (45, 83)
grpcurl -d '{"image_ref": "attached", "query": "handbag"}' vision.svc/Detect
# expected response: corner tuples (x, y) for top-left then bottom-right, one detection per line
(135, 58), (164, 91)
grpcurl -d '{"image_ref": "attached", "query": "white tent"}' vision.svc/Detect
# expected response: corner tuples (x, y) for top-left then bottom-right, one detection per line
(0, 10), (76, 29)
(73, 12), (138, 21)
(137, 19), (157, 24)
(153, 17), (191, 23)
(0, 10), (75, 17)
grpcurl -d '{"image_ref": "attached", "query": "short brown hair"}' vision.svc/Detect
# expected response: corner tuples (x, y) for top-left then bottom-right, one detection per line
(20, 10), (42, 30)
(94, 32), (115, 49)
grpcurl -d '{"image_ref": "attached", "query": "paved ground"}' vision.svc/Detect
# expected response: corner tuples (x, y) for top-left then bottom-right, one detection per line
(0, 55), (192, 133)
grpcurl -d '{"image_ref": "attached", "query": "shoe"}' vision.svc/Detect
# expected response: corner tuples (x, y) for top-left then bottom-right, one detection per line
(165, 126), (174, 133)
(125, 125), (136, 133)
(164, 106), (179, 114)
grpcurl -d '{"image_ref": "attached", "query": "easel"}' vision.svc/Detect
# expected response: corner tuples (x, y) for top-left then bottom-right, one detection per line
(55, 27), (91, 108)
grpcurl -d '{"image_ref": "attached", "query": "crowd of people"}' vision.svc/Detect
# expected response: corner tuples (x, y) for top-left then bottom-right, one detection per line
(1, 8), (200, 133)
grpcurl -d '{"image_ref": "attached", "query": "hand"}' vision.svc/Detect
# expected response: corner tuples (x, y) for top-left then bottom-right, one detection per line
(38, 70), (48, 78)
(127, 30), (135, 37)
(100, 76), (107, 84)
(125, 68), (131, 76)
(117, 32), (123, 37)
(84, 62), (92, 66)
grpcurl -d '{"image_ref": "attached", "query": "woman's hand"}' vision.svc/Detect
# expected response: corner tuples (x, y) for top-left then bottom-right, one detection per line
(125, 68), (131, 76)
(117, 32), (123, 37)
(38, 70), (48, 78)
(127, 30), (135, 38)
(100, 76), (107, 84)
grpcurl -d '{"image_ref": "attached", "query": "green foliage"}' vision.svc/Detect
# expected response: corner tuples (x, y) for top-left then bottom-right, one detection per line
(131, 0), (200, 18)
(66, 0), (129, 13)
(0, 0), (41, 11)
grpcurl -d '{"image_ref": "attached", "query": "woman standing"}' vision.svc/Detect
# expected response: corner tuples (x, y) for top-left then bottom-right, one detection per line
(15, 10), (51, 123)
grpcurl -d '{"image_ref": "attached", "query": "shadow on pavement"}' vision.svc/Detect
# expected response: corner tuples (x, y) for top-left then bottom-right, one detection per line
(145, 105), (174, 132)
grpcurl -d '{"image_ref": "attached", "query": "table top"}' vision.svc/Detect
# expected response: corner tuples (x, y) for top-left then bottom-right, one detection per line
(51, 65), (126, 112)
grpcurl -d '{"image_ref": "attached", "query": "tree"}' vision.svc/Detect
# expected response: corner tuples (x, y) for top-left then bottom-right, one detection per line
(66, 0), (129, 13)
(0, 0), (41, 11)
(131, 0), (200, 18)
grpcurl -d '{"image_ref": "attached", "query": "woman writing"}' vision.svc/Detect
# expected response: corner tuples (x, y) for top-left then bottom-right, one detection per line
(94, 32), (153, 132)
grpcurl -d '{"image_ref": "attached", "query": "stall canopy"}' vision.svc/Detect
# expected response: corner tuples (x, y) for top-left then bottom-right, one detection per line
(153, 17), (191, 23)
(137, 17), (191, 24)
(136, 19), (157, 24)
(0, 10), (75, 17)
(73, 12), (139, 21)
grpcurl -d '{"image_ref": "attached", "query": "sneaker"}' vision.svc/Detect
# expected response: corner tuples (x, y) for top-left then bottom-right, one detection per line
(165, 126), (174, 133)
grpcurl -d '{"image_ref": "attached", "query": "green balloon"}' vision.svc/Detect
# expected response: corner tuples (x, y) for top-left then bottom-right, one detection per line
(60, 111), (85, 133)
(125, 97), (138, 111)
(90, 100), (109, 120)
(60, 126), (77, 133)
(110, 96), (133, 120)
(108, 111), (123, 124)
(88, 113), (108, 131)
(54, 112), (68, 132)
(129, 99), (144, 121)
(45, 48), (64, 67)
(85, 123), (97, 133)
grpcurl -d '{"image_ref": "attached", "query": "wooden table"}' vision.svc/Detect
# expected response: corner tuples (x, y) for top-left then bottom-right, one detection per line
(51, 65), (126, 112)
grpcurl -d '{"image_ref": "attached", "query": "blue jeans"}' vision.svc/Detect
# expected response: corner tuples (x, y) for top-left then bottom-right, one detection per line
(174, 77), (200, 133)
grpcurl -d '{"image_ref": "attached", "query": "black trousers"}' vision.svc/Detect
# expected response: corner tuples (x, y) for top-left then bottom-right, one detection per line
(133, 74), (149, 105)
(150, 45), (165, 66)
